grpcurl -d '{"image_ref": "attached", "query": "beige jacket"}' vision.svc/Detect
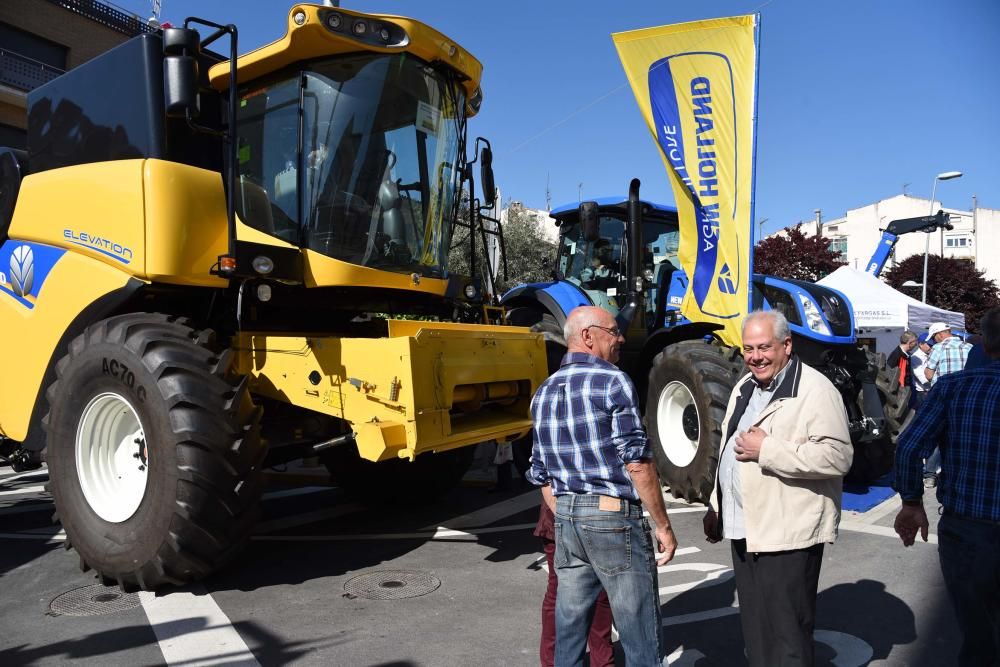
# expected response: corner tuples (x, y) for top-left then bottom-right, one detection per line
(709, 356), (853, 553)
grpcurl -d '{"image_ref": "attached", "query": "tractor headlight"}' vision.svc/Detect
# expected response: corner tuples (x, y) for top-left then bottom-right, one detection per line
(464, 283), (479, 300)
(798, 293), (832, 336)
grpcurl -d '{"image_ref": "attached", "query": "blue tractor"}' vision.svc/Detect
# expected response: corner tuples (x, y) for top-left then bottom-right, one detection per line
(502, 181), (892, 501)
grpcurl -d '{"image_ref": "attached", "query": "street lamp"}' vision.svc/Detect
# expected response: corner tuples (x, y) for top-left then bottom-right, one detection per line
(922, 171), (962, 303)
(756, 218), (769, 242)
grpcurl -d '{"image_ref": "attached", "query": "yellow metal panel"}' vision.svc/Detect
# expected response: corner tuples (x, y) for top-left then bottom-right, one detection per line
(386, 319), (532, 338)
(143, 160), (229, 287)
(302, 249), (449, 293)
(10, 161), (147, 276)
(0, 252), (138, 440)
(234, 325), (546, 462)
(208, 5), (483, 114)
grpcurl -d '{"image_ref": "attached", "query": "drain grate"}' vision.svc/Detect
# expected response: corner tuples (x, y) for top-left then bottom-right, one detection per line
(343, 570), (441, 600)
(49, 584), (141, 616)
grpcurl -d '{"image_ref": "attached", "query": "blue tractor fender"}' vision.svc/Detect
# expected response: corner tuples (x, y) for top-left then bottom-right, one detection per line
(501, 280), (592, 329)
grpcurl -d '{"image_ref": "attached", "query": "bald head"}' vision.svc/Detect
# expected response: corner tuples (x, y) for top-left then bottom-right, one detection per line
(564, 306), (624, 363)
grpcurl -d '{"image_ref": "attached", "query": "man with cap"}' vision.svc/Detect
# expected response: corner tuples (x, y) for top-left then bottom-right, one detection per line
(922, 322), (973, 487)
(909, 333), (934, 410)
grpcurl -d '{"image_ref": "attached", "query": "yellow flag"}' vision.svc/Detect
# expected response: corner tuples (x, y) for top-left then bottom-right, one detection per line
(613, 15), (758, 347)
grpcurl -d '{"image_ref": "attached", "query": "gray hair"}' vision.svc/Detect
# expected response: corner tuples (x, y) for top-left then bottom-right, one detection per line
(743, 309), (791, 342)
(899, 330), (917, 344)
(981, 306), (1000, 356)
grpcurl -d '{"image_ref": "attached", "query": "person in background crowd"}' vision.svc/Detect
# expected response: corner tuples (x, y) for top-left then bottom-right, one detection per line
(534, 501), (614, 667)
(909, 333), (934, 409)
(964, 333), (990, 371)
(527, 305), (676, 666)
(893, 305), (1000, 667)
(703, 310), (852, 667)
(922, 322), (973, 487)
(887, 330), (918, 389)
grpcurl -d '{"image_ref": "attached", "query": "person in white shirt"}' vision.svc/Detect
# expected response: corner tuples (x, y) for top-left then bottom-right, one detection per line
(909, 333), (933, 409)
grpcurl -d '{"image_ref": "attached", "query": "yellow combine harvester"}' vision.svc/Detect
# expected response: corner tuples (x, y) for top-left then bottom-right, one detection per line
(0, 3), (545, 589)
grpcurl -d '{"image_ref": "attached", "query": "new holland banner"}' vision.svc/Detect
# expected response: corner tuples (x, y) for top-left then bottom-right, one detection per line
(613, 15), (758, 347)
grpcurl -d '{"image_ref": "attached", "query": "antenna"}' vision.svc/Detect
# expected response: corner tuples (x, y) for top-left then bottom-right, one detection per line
(545, 173), (551, 212)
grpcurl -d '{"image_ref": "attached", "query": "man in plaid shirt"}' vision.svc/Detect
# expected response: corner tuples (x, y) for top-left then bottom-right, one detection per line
(894, 306), (1000, 666)
(527, 306), (676, 666)
(923, 321), (972, 385)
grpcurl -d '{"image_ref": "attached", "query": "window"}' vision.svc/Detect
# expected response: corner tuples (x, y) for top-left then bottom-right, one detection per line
(946, 236), (970, 248)
(828, 236), (848, 259)
(0, 23), (67, 69)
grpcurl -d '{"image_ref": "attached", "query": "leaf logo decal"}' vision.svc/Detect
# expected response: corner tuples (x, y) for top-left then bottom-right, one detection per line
(10, 244), (34, 297)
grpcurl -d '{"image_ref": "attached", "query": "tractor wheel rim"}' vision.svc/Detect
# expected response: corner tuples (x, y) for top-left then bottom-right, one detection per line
(75, 392), (148, 523)
(655, 381), (700, 467)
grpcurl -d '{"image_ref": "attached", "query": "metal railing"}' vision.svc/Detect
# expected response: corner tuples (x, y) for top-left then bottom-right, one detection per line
(44, 0), (155, 37)
(0, 48), (64, 91)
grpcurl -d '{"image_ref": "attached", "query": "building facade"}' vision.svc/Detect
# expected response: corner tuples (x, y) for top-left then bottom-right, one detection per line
(0, 0), (152, 149)
(784, 194), (1000, 287)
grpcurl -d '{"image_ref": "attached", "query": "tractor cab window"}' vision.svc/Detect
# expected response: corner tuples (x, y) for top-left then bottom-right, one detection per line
(558, 216), (625, 313)
(235, 76), (301, 244)
(644, 222), (681, 318)
(300, 53), (465, 277)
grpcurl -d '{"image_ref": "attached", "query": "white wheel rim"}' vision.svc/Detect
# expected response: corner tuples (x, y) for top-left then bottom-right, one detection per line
(655, 381), (701, 468)
(75, 392), (149, 523)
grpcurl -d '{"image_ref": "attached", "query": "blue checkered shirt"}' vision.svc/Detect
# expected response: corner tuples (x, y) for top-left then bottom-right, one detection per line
(926, 336), (972, 385)
(894, 360), (1000, 522)
(526, 352), (650, 500)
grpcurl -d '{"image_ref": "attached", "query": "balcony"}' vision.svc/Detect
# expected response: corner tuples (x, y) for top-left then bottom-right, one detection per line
(45, 0), (155, 38)
(0, 48), (64, 92)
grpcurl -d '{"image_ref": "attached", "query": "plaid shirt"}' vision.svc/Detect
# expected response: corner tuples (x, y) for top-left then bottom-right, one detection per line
(527, 352), (650, 500)
(926, 335), (972, 385)
(894, 360), (1000, 521)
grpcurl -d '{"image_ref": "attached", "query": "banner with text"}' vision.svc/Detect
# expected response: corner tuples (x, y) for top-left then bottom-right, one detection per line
(613, 15), (758, 347)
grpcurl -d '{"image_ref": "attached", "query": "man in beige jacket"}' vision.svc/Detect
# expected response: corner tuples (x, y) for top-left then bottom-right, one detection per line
(703, 310), (852, 667)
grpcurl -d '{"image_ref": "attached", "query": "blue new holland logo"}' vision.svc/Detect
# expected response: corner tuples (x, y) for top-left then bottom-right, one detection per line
(0, 241), (66, 309)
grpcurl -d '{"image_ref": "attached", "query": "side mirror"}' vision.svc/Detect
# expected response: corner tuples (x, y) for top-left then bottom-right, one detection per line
(480, 146), (496, 208)
(163, 28), (201, 119)
(579, 200), (600, 243)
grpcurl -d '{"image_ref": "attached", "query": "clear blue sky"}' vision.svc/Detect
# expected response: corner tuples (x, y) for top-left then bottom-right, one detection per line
(117, 0), (999, 235)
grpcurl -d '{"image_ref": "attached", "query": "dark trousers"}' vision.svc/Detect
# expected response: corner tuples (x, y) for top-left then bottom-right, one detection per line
(731, 540), (824, 667)
(938, 514), (1000, 666)
(541, 539), (614, 667)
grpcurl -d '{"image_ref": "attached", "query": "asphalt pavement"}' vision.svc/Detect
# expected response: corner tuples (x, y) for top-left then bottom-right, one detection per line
(0, 450), (959, 666)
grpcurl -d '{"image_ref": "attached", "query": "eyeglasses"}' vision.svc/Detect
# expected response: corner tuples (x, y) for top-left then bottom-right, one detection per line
(585, 324), (622, 338)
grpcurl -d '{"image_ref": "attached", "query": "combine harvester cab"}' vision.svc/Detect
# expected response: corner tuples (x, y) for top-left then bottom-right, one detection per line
(502, 185), (890, 502)
(0, 3), (546, 590)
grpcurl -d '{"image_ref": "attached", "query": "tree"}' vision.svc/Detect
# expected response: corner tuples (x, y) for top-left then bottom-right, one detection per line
(884, 254), (1000, 333)
(753, 224), (846, 281)
(448, 200), (555, 296)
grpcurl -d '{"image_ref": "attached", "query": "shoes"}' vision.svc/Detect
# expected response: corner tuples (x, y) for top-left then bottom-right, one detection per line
(923, 475), (938, 489)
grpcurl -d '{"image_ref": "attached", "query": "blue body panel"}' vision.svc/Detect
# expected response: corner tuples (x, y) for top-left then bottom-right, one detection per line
(502, 280), (592, 322)
(865, 231), (897, 277)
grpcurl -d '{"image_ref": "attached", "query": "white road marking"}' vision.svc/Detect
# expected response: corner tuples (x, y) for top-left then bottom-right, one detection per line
(260, 486), (332, 501)
(0, 468), (48, 486)
(659, 565), (734, 596)
(840, 519), (938, 544)
(140, 588), (259, 667)
(663, 604), (740, 627)
(421, 490), (540, 530)
(0, 502), (52, 516)
(0, 485), (46, 497)
(253, 504), (362, 534)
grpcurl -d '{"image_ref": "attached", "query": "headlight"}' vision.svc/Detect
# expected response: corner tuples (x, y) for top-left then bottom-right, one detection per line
(464, 283), (479, 300)
(798, 293), (832, 336)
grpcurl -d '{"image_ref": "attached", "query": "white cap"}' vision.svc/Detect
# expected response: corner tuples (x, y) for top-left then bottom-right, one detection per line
(927, 322), (950, 337)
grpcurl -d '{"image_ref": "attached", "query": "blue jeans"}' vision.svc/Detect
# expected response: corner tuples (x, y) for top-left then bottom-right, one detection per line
(924, 447), (941, 478)
(938, 513), (1000, 666)
(554, 494), (666, 667)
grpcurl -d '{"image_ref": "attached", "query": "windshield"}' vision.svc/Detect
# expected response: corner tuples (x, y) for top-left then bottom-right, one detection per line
(236, 53), (466, 278)
(557, 215), (679, 316)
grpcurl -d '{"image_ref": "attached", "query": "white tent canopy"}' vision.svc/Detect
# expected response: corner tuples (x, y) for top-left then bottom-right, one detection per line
(817, 266), (965, 353)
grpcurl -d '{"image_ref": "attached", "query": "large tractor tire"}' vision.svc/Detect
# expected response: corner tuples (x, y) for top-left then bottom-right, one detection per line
(44, 314), (264, 590)
(322, 444), (475, 505)
(848, 364), (914, 482)
(646, 341), (744, 503)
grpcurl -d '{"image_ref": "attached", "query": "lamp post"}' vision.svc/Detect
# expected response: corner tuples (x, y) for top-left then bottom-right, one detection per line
(756, 217), (769, 242)
(922, 171), (962, 303)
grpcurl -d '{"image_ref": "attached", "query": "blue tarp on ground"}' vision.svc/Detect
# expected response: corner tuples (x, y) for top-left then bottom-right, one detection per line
(842, 474), (897, 513)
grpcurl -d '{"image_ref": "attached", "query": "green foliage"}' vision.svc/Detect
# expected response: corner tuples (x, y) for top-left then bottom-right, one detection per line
(448, 202), (555, 296)
(884, 254), (1000, 333)
(753, 224), (846, 282)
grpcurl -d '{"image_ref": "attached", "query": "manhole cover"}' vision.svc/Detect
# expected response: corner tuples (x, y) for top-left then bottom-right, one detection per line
(49, 584), (141, 616)
(343, 570), (441, 600)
